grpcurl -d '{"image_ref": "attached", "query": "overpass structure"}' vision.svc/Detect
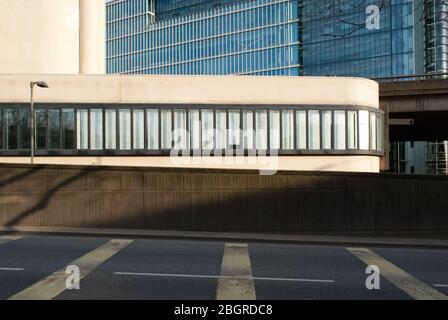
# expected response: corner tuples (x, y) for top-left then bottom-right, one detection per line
(379, 74), (448, 173)
(380, 76), (448, 141)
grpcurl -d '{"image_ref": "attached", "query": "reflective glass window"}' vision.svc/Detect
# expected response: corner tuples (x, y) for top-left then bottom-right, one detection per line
(105, 110), (117, 149)
(133, 109), (144, 149)
(173, 109), (187, 149)
(377, 114), (383, 152)
(161, 109), (172, 149)
(296, 110), (307, 149)
(255, 110), (267, 150)
(215, 110), (227, 149)
(242, 110), (253, 150)
(229, 109), (241, 147)
(189, 110), (200, 149)
(147, 109), (159, 150)
(370, 112), (377, 151)
(347, 111), (358, 149)
(281, 110), (294, 150)
(334, 111), (346, 150)
(269, 110), (280, 149)
(201, 109), (214, 150)
(48, 109), (60, 150)
(359, 110), (369, 150)
(77, 109), (88, 150)
(5, 108), (17, 150)
(19, 108), (31, 149)
(322, 111), (332, 149)
(308, 110), (320, 150)
(36, 109), (47, 150)
(0, 110), (3, 149)
(119, 109), (131, 150)
(90, 109), (103, 150)
(62, 109), (75, 150)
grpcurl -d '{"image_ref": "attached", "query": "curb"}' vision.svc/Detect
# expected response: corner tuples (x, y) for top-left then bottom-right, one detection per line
(1, 226), (448, 249)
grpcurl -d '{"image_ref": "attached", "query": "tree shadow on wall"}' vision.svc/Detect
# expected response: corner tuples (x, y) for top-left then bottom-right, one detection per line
(3, 166), (103, 230)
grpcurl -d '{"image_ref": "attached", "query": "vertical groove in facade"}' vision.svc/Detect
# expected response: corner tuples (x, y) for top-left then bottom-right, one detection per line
(80, 0), (106, 74)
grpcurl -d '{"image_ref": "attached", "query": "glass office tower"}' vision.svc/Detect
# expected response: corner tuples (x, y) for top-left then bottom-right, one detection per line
(106, 0), (447, 77)
(301, 0), (416, 77)
(106, 0), (300, 75)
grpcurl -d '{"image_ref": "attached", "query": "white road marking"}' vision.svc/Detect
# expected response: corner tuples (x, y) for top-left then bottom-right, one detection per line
(8, 239), (133, 300)
(434, 284), (448, 288)
(347, 247), (448, 300)
(216, 243), (256, 300)
(0, 267), (24, 271)
(113, 271), (335, 283)
(0, 236), (22, 246)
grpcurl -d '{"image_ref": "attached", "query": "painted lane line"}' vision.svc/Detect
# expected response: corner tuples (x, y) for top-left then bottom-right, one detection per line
(216, 243), (256, 300)
(0, 267), (24, 271)
(347, 247), (448, 300)
(434, 284), (448, 288)
(0, 235), (22, 246)
(8, 239), (133, 300)
(113, 271), (335, 283)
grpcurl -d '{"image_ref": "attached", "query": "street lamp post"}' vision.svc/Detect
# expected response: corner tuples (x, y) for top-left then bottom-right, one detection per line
(30, 81), (49, 165)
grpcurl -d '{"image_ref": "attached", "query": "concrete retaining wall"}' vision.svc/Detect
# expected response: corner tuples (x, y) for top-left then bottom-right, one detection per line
(0, 164), (447, 233)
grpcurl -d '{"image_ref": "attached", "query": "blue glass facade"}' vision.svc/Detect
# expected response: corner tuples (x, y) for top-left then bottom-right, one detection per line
(423, 0), (448, 73)
(106, 0), (447, 78)
(302, 0), (416, 77)
(106, 0), (300, 76)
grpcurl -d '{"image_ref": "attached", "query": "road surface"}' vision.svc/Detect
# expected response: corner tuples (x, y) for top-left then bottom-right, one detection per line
(0, 234), (447, 300)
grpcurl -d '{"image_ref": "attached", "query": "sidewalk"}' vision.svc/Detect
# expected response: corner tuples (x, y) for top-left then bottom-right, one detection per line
(1, 226), (448, 248)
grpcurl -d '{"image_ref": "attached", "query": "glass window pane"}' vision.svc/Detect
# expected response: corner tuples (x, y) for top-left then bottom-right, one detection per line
(269, 110), (280, 149)
(147, 109), (159, 150)
(77, 109), (88, 150)
(281, 110), (294, 150)
(19, 108), (31, 149)
(296, 110), (306, 149)
(334, 111), (346, 150)
(359, 110), (369, 150)
(201, 109), (214, 150)
(36, 109), (47, 150)
(242, 110), (253, 150)
(105, 110), (117, 149)
(48, 109), (60, 150)
(322, 111), (332, 149)
(119, 109), (131, 150)
(347, 111), (358, 149)
(215, 110), (226, 149)
(90, 109), (103, 150)
(189, 109), (200, 149)
(5, 108), (17, 150)
(0, 110), (3, 149)
(173, 109), (187, 149)
(229, 109), (241, 147)
(255, 110), (267, 150)
(370, 112), (377, 150)
(308, 110), (320, 150)
(377, 114), (383, 152)
(133, 109), (144, 149)
(161, 109), (172, 149)
(62, 109), (75, 150)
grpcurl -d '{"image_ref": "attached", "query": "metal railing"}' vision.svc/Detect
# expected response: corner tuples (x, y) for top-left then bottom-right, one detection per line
(372, 72), (448, 83)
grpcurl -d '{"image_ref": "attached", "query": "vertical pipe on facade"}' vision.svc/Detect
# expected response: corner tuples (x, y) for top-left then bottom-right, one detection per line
(79, 0), (106, 74)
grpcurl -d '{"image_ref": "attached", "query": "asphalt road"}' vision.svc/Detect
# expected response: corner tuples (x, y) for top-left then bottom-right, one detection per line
(0, 234), (447, 300)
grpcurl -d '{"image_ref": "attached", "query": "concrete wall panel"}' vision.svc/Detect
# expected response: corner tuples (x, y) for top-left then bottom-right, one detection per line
(0, 164), (447, 235)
